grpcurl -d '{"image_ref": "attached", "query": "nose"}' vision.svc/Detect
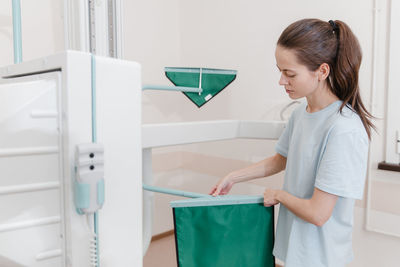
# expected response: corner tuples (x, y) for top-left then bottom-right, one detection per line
(279, 74), (288, 86)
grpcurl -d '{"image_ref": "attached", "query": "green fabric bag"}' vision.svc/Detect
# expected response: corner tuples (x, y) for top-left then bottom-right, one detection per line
(171, 196), (275, 267)
(165, 67), (237, 108)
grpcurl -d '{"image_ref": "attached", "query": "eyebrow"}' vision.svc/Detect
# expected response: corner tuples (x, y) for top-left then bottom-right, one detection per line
(276, 65), (296, 73)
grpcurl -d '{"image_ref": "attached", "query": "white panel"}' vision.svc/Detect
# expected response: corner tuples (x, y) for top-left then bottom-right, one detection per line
(60, 52), (93, 267)
(0, 79), (58, 148)
(142, 120), (285, 148)
(0, 190), (60, 223)
(142, 120), (239, 148)
(0, 155), (59, 186)
(0, 224), (62, 267)
(368, 209), (400, 238)
(95, 56), (142, 266)
(64, 0), (90, 52)
(385, 0), (400, 164)
(0, 74), (64, 267)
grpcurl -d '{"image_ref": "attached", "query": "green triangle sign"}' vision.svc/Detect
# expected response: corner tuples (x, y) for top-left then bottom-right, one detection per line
(165, 67), (237, 108)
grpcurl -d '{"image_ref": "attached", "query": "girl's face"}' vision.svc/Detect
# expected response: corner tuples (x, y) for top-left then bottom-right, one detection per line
(275, 45), (320, 99)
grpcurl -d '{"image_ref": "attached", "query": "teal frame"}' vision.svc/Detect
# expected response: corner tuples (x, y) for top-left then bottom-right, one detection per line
(12, 0), (23, 63)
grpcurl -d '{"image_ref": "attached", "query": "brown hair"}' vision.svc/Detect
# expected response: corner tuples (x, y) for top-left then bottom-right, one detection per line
(277, 18), (375, 139)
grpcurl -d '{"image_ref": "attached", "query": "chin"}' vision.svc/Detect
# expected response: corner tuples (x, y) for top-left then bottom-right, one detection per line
(288, 94), (301, 100)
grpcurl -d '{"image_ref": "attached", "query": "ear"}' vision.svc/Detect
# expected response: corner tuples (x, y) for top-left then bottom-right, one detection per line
(317, 63), (330, 81)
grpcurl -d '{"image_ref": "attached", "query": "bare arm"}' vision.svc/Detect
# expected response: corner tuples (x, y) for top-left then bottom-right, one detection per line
(264, 188), (338, 227)
(229, 153), (286, 183)
(210, 153), (286, 196)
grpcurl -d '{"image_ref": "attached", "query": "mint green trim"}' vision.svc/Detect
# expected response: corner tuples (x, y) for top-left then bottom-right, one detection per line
(164, 67), (237, 75)
(74, 181), (90, 210)
(164, 67), (200, 73)
(97, 179), (105, 206)
(170, 195), (264, 208)
(143, 184), (211, 199)
(142, 85), (202, 93)
(12, 0), (22, 64)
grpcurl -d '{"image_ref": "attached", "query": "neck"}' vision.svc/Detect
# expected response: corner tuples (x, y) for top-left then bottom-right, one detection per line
(306, 82), (339, 113)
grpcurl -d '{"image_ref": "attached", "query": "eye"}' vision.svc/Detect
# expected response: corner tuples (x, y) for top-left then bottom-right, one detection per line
(282, 71), (296, 78)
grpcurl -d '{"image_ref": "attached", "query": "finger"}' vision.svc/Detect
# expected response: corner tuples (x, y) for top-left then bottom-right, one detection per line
(212, 186), (222, 196)
(209, 186), (216, 195)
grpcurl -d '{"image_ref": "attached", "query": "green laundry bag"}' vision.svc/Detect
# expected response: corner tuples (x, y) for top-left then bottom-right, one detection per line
(171, 195), (275, 267)
(165, 67), (237, 108)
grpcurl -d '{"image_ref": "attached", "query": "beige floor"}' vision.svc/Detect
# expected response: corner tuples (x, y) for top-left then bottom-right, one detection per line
(0, 256), (25, 267)
(144, 234), (177, 267)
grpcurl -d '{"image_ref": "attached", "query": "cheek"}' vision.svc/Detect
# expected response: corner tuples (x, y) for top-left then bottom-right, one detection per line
(294, 76), (318, 90)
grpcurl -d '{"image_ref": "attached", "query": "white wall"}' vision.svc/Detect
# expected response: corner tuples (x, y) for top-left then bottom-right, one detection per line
(123, 0), (184, 123)
(0, 0), (64, 65)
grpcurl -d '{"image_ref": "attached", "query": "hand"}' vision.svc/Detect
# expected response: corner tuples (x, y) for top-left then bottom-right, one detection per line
(264, 189), (280, 207)
(209, 175), (235, 196)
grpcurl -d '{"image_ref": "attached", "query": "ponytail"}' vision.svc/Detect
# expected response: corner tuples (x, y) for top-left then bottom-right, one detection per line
(331, 20), (376, 139)
(278, 19), (376, 139)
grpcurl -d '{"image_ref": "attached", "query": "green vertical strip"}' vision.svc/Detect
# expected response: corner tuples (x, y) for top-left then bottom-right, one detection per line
(91, 54), (100, 267)
(12, 0), (23, 63)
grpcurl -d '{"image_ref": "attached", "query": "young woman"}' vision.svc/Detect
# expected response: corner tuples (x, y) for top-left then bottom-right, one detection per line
(209, 19), (374, 267)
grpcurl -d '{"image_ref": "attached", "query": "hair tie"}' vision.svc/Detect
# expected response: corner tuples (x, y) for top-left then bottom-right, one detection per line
(329, 20), (339, 32)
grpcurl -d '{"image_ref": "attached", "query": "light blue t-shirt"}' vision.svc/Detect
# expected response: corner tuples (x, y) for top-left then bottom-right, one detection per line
(273, 100), (369, 267)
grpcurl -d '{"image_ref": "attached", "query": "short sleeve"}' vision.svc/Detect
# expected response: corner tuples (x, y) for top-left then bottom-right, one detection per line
(275, 114), (294, 158)
(315, 129), (369, 199)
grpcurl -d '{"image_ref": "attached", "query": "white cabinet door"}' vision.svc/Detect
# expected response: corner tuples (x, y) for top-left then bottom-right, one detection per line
(0, 72), (65, 267)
